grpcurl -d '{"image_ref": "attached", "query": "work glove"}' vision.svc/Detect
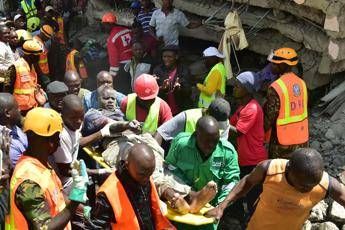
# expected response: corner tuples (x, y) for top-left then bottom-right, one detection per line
(100, 122), (118, 137)
(69, 160), (89, 203)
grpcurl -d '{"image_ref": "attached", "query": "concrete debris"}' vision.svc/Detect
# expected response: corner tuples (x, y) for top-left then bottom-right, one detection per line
(329, 202), (345, 224)
(318, 222), (340, 230)
(321, 141), (333, 151)
(151, 0), (345, 88)
(309, 200), (328, 222)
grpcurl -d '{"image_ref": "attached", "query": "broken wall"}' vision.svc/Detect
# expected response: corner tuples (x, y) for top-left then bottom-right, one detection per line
(84, 0), (345, 89)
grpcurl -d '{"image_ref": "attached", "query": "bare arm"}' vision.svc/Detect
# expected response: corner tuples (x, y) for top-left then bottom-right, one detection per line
(329, 176), (345, 207)
(154, 132), (163, 145)
(205, 160), (270, 220)
(79, 121), (134, 147)
(47, 202), (79, 230)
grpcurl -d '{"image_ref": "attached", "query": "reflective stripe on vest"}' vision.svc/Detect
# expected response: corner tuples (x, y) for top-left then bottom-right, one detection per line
(7, 156), (71, 230)
(275, 78), (308, 125)
(270, 73), (309, 145)
(198, 62), (226, 108)
(21, 0), (40, 32)
(184, 108), (203, 133)
(247, 159), (328, 230)
(33, 36), (49, 75)
(66, 49), (88, 79)
(97, 173), (175, 230)
(13, 58), (37, 111)
(125, 93), (160, 134)
(21, 0), (37, 17)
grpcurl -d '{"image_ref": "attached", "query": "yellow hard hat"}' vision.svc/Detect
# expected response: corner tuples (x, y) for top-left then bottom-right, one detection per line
(22, 40), (43, 55)
(15, 29), (32, 41)
(23, 107), (63, 137)
(40, 24), (54, 39)
(267, 47), (298, 66)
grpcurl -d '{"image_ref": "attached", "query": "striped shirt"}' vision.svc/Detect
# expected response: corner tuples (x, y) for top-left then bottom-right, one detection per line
(136, 8), (156, 33)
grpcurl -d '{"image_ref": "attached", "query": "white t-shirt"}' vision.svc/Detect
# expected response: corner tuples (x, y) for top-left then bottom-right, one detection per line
(53, 124), (81, 164)
(0, 41), (15, 73)
(53, 124), (81, 188)
(149, 8), (189, 46)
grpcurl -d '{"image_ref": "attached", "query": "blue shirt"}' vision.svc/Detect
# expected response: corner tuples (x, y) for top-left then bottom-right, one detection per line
(136, 8), (156, 33)
(254, 63), (278, 92)
(83, 90), (125, 112)
(10, 126), (28, 167)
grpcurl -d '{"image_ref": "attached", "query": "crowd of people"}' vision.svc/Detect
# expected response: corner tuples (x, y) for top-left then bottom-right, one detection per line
(0, 0), (345, 229)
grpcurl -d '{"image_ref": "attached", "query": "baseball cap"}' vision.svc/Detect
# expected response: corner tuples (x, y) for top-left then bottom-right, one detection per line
(13, 14), (24, 22)
(203, 47), (225, 58)
(208, 98), (231, 131)
(45, 6), (55, 12)
(46, 81), (69, 94)
(235, 71), (256, 94)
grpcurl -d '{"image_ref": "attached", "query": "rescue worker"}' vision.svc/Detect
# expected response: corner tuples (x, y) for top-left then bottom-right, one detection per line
(9, 40), (46, 114)
(264, 47), (308, 158)
(33, 24), (54, 88)
(197, 47), (226, 109)
(165, 116), (239, 229)
(63, 71), (90, 101)
(7, 107), (88, 229)
(102, 12), (132, 77)
(66, 38), (88, 80)
(154, 97), (231, 145)
(45, 6), (66, 45)
(206, 148), (345, 230)
(120, 73), (172, 134)
(86, 143), (175, 229)
(20, 0), (41, 32)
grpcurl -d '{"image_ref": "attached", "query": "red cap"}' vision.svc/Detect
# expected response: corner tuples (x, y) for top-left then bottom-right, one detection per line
(134, 74), (159, 100)
(102, 12), (117, 24)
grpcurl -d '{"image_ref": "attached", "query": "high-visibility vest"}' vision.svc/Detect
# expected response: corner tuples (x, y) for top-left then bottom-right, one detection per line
(55, 17), (65, 45)
(6, 156), (71, 230)
(33, 36), (50, 75)
(13, 58), (38, 111)
(184, 108), (203, 133)
(66, 49), (88, 79)
(198, 62), (226, 108)
(20, 0), (40, 32)
(269, 73), (309, 145)
(247, 159), (329, 230)
(98, 173), (175, 230)
(125, 93), (160, 134)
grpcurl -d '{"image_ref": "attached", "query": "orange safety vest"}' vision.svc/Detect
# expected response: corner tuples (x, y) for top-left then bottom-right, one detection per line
(98, 173), (175, 230)
(66, 49), (88, 79)
(55, 17), (65, 45)
(7, 156), (71, 230)
(13, 58), (38, 111)
(267, 72), (309, 145)
(247, 159), (329, 230)
(33, 36), (49, 75)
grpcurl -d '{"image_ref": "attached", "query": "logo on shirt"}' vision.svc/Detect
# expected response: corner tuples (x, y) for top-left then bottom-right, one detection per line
(292, 84), (301, 97)
(212, 157), (223, 168)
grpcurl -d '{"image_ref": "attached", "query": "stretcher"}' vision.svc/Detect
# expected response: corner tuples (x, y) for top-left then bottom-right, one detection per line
(166, 203), (215, 226)
(83, 146), (215, 226)
(83, 146), (110, 169)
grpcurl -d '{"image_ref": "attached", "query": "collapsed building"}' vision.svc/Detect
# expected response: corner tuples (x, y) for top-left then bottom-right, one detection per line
(84, 0), (345, 91)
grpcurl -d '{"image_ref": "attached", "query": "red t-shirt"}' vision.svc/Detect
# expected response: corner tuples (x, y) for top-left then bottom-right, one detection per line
(230, 99), (267, 166)
(121, 97), (173, 127)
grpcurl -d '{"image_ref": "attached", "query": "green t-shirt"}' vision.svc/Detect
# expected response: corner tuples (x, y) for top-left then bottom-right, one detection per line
(165, 132), (240, 206)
